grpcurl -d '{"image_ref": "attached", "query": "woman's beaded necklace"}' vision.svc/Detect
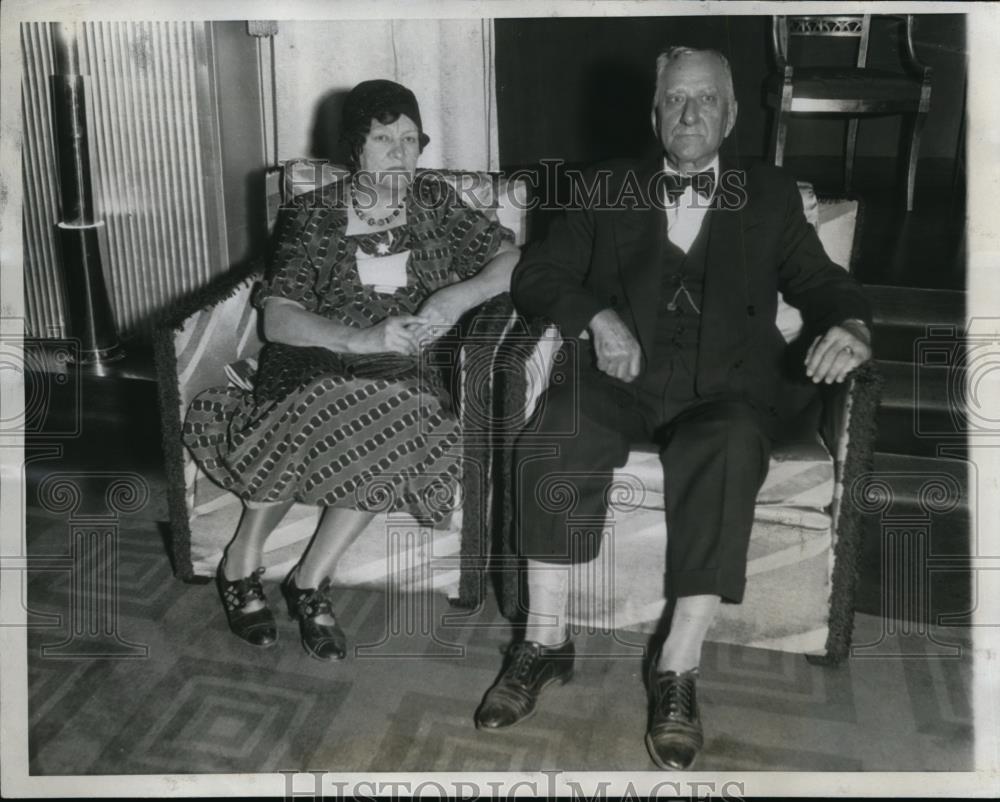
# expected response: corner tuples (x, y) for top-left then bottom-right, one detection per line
(351, 183), (404, 227)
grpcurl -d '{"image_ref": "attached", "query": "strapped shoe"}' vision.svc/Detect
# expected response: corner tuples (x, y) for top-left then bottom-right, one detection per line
(215, 560), (277, 647)
(474, 639), (575, 730)
(281, 574), (347, 661)
(645, 666), (704, 770)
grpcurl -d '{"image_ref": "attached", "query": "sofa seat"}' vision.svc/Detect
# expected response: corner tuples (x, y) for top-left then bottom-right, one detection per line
(189, 500), (463, 594)
(555, 394), (837, 653)
(614, 434), (835, 515)
(567, 506), (837, 653)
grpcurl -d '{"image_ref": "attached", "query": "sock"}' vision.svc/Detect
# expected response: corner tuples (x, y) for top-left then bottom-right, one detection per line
(523, 559), (570, 647)
(657, 594), (721, 673)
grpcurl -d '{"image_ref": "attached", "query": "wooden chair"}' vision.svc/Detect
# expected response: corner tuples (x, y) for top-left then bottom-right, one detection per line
(765, 14), (932, 210)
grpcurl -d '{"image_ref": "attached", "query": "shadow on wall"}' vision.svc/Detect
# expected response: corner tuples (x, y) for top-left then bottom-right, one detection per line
(309, 89), (352, 164)
(579, 58), (657, 161)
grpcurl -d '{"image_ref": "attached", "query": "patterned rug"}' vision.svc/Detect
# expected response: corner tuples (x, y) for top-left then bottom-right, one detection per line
(23, 506), (973, 775)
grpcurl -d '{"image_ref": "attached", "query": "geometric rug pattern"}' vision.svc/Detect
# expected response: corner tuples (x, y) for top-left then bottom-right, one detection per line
(24, 506), (974, 774)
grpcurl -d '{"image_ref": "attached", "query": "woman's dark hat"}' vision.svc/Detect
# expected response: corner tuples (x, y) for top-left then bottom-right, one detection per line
(340, 79), (430, 149)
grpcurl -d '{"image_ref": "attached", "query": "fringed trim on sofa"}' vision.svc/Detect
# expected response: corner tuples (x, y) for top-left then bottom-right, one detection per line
(455, 293), (518, 607)
(808, 359), (883, 665)
(488, 312), (551, 620)
(151, 259), (266, 582)
(152, 323), (196, 580)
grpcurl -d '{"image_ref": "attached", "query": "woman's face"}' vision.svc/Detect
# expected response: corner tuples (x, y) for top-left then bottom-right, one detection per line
(358, 114), (421, 185)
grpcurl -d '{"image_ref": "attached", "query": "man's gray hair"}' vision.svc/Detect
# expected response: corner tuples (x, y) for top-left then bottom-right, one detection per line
(653, 46), (736, 109)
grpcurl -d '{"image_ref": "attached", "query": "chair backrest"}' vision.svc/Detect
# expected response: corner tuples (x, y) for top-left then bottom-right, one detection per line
(773, 15), (872, 69)
(772, 14), (926, 78)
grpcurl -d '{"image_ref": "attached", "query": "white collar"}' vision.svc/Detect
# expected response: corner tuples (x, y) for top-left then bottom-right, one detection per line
(662, 155), (720, 180)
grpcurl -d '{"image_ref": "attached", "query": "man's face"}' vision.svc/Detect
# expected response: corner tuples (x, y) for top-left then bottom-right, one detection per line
(652, 51), (737, 172)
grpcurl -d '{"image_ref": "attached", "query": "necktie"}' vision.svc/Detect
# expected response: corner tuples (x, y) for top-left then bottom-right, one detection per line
(663, 170), (716, 202)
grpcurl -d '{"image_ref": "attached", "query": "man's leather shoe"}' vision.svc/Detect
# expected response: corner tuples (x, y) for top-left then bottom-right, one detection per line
(645, 667), (703, 770)
(475, 640), (575, 729)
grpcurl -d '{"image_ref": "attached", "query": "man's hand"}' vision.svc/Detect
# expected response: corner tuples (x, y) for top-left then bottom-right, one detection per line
(589, 308), (642, 382)
(805, 319), (872, 384)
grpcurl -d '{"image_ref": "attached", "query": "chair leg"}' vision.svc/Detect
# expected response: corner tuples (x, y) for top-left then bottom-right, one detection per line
(770, 110), (788, 167)
(904, 111), (927, 212)
(844, 118), (859, 194)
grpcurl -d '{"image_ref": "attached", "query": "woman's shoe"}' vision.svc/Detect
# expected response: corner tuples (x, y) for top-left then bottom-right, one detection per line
(215, 560), (277, 647)
(281, 574), (347, 661)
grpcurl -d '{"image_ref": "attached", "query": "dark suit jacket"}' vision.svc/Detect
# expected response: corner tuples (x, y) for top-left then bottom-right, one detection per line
(511, 157), (873, 416)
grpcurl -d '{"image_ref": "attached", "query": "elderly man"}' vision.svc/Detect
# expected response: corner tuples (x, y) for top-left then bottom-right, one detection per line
(474, 47), (873, 769)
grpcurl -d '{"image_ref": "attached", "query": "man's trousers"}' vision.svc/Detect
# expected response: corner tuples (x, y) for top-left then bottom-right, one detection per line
(516, 342), (774, 604)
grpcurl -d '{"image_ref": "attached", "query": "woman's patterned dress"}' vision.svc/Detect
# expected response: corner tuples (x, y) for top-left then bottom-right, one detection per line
(182, 173), (509, 524)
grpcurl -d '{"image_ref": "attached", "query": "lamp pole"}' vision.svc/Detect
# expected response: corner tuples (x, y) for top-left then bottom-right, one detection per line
(49, 22), (123, 366)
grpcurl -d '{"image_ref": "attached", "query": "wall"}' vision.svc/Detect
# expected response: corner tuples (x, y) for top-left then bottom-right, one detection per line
(210, 21), (267, 269)
(272, 19), (498, 171)
(495, 14), (965, 171)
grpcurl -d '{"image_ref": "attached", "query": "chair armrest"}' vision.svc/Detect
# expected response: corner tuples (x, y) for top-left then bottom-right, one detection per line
(810, 359), (883, 665)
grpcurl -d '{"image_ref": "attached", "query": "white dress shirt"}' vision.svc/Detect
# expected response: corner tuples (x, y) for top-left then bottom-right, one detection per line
(662, 156), (719, 255)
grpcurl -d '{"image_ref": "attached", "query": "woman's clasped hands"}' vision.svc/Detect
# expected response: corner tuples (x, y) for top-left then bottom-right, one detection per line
(351, 285), (474, 356)
(350, 315), (429, 356)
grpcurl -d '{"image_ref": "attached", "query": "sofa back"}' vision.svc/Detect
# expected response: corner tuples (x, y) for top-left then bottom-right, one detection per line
(777, 183), (858, 342)
(281, 159), (529, 246)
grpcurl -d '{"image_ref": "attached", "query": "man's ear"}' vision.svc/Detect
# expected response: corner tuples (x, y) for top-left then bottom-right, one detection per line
(650, 107), (660, 138)
(724, 100), (739, 139)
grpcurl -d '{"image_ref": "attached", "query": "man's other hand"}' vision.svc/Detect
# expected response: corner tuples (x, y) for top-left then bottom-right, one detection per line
(589, 309), (642, 382)
(805, 319), (872, 384)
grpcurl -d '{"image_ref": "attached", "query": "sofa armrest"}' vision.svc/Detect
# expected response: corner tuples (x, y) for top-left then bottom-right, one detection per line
(152, 264), (265, 581)
(810, 360), (883, 664)
(447, 293), (518, 607)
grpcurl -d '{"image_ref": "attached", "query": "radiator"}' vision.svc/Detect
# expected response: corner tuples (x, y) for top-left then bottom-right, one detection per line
(21, 21), (228, 337)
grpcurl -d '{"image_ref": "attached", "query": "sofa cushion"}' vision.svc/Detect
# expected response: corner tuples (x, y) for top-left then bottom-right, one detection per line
(188, 500), (461, 595)
(613, 432), (834, 518)
(568, 505), (832, 652)
(775, 189), (858, 342)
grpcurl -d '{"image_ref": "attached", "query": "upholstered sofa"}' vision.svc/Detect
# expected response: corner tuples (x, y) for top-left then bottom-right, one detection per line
(155, 165), (878, 663)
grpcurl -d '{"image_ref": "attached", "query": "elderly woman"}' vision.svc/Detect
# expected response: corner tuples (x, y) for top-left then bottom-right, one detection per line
(183, 79), (519, 660)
